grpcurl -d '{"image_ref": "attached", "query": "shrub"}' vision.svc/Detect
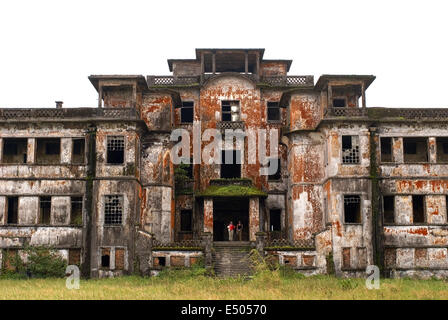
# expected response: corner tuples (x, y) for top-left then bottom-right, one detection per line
(19, 246), (67, 278)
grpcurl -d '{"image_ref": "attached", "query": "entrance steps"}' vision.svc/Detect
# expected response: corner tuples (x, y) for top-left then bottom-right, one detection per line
(212, 242), (252, 277)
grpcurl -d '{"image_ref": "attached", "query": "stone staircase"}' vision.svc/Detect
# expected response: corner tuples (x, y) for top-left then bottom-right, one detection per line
(212, 242), (252, 277)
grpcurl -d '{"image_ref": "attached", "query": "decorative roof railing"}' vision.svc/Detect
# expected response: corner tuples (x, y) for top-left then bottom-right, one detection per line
(147, 74), (314, 87)
(325, 107), (448, 120)
(147, 76), (200, 86)
(0, 107), (140, 120)
(260, 75), (314, 87)
(326, 107), (367, 118)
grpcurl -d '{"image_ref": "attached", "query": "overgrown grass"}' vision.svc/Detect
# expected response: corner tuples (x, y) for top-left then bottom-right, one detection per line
(0, 268), (448, 300)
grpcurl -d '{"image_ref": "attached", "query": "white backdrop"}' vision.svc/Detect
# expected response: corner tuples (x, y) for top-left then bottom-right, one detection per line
(0, 0), (447, 108)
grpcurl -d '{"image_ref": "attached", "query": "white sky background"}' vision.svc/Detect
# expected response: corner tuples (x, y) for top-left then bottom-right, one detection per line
(0, 0), (447, 108)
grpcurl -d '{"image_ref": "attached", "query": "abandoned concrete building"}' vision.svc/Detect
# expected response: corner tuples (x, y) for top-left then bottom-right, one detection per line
(1, 48), (448, 278)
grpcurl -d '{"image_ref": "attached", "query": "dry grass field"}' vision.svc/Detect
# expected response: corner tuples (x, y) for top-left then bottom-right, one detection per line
(0, 269), (448, 300)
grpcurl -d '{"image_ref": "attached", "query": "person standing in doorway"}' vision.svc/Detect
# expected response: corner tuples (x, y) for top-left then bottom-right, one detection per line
(227, 221), (235, 241)
(236, 220), (243, 241)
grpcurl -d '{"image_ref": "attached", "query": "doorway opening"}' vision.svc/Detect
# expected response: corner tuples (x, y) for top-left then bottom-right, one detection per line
(213, 198), (249, 241)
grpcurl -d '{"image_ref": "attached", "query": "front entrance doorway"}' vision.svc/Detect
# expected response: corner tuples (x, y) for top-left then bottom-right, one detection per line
(213, 198), (249, 241)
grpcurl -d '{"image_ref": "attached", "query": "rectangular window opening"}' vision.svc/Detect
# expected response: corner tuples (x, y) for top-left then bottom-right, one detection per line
(39, 196), (52, 224)
(107, 136), (124, 164)
(222, 101), (240, 122)
(333, 98), (346, 108)
(156, 256), (166, 267)
(381, 137), (392, 162)
(436, 137), (448, 163)
(70, 196), (83, 225)
(6, 196), (18, 224)
(269, 209), (281, 232)
(72, 138), (85, 164)
(267, 157), (281, 181)
(36, 138), (61, 164)
(404, 138), (428, 163)
(412, 195), (425, 223)
(267, 102), (280, 122)
(344, 195), (361, 223)
(180, 209), (193, 232)
(104, 195), (123, 225)
(220, 150), (241, 178)
(342, 136), (360, 164)
(383, 196), (395, 223)
(180, 101), (194, 123)
(101, 248), (110, 268)
(2, 138), (27, 164)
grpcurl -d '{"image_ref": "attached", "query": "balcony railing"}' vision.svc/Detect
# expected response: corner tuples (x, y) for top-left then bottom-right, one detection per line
(325, 107), (448, 120)
(326, 107), (367, 118)
(217, 121), (245, 131)
(260, 75), (314, 87)
(0, 108), (140, 120)
(147, 75), (314, 87)
(147, 76), (200, 86)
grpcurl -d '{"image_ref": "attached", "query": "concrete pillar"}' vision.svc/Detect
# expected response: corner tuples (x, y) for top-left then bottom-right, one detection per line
(255, 231), (267, 256)
(426, 195), (447, 224)
(249, 197), (260, 242)
(0, 137), (3, 163)
(244, 51), (248, 73)
(18, 196), (39, 225)
(361, 82), (366, 108)
(51, 196), (71, 225)
(98, 85), (103, 108)
(0, 196), (5, 225)
(27, 138), (35, 164)
(392, 137), (403, 163)
(395, 195), (413, 224)
(203, 198), (213, 233)
(429, 137), (437, 163)
(212, 52), (216, 74)
(60, 138), (72, 164)
(201, 232), (213, 269)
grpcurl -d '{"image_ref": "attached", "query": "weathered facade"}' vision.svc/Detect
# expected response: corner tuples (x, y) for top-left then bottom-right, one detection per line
(1, 48), (448, 278)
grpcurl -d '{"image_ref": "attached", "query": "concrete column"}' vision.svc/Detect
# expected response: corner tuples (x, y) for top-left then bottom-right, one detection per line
(255, 231), (267, 256)
(18, 196), (39, 225)
(249, 197), (260, 242)
(328, 84), (333, 109)
(428, 137), (437, 163)
(27, 138), (35, 164)
(244, 51), (248, 73)
(426, 195), (447, 224)
(203, 198), (213, 233)
(201, 232), (213, 269)
(395, 196), (413, 224)
(51, 196), (71, 225)
(60, 138), (72, 164)
(392, 137), (403, 163)
(0, 196), (5, 225)
(361, 82), (366, 108)
(212, 52), (216, 74)
(98, 85), (103, 108)
(0, 137), (3, 163)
